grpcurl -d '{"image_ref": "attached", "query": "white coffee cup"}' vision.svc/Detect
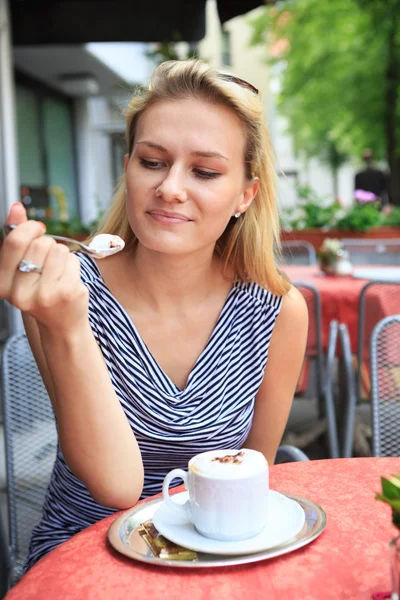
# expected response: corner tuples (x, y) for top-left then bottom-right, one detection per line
(162, 448), (269, 541)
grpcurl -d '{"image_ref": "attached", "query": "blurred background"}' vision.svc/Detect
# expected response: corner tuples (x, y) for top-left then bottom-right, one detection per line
(2, 0), (398, 273)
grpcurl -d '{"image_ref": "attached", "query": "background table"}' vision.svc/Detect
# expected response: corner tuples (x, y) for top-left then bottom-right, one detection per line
(284, 266), (368, 352)
(5, 457), (398, 600)
(285, 265), (400, 352)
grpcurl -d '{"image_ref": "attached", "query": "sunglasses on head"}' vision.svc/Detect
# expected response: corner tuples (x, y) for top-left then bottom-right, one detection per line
(218, 73), (259, 96)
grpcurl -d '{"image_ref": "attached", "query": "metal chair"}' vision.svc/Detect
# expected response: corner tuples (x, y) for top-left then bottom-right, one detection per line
(340, 281), (400, 457)
(275, 445), (309, 464)
(285, 281), (340, 458)
(293, 282), (324, 406)
(281, 241), (317, 266)
(1, 332), (57, 587)
(341, 239), (400, 266)
(370, 315), (400, 457)
(337, 324), (359, 458)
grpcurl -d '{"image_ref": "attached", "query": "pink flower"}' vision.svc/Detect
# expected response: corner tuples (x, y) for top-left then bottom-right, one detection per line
(354, 189), (377, 203)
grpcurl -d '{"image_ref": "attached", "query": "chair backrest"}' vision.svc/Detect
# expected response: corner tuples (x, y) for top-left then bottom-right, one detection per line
(341, 239), (400, 266)
(2, 333), (57, 583)
(292, 281), (324, 399)
(370, 314), (400, 456)
(357, 281), (400, 402)
(281, 241), (317, 266)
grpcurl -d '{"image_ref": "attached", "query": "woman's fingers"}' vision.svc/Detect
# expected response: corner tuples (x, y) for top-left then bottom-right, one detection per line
(0, 220), (46, 298)
(38, 242), (70, 292)
(58, 253), (88, 304)
(9, 236), (56, 310)
(5, 202), (28, 229)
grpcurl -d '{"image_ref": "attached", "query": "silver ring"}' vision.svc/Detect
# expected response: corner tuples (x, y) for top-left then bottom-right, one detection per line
(18, 260), (42, 274)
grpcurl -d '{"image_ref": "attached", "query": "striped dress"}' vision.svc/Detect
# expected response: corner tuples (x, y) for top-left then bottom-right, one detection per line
(25, 253), (283, 570)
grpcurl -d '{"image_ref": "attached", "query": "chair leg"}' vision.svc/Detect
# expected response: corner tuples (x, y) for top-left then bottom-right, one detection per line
(339, 324), (358, 458)
(324, 321), (340, 458)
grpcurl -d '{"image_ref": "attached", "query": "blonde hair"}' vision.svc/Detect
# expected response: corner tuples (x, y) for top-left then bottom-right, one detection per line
(92, 59), (290, 295)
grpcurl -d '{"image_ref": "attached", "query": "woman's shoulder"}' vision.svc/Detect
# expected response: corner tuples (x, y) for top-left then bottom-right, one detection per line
(277, 284), (308, 325)
(235, 281), (283, 313)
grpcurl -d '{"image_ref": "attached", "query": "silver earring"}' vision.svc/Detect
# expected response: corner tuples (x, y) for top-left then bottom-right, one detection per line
(125, 188), (127, 195)
(234, 211), (241, 218)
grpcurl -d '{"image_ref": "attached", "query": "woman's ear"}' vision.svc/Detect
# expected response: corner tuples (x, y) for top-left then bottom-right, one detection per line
(124, 154), (129, 172)
(237, 177), (259, 214)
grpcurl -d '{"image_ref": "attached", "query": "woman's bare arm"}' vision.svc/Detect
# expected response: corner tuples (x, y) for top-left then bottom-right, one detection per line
(24, 313), (144, 508)
(244, 286), (308, 465)
(0, 204), (143, 509)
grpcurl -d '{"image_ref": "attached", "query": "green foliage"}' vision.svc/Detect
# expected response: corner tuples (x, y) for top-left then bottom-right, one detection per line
(282, 185), (342, 230)
(334, 202), (383, 232)
(281, 184), (400, 232)
(249, 0), (400, 164)
(382, 206), (400, 227)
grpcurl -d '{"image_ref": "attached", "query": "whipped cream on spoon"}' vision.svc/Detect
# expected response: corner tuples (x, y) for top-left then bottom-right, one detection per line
(4, 225), (125, 259)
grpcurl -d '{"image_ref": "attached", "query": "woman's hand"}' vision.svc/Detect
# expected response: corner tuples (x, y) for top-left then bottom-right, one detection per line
(0, 203), (89, 333)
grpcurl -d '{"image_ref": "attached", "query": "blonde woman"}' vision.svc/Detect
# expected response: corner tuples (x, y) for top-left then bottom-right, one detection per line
(0, 60), (308, 570)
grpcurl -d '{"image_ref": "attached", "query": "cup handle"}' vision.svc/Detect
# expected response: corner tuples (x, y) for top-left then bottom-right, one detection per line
(162, 468), (191, 518)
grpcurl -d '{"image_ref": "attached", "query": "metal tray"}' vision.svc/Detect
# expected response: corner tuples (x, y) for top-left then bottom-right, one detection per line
(108, 492), (327, 568)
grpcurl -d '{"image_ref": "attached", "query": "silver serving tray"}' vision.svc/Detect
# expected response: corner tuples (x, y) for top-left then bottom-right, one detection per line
(108, 492), (327, 568)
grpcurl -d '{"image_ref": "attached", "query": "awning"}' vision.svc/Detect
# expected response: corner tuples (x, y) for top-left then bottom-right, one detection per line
(11, 0), (265, 45)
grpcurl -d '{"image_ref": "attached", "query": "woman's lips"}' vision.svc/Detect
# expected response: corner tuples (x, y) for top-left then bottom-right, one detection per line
(147, 210), (192, 224)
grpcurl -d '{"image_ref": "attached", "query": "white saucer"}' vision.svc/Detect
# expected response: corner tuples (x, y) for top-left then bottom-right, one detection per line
(152, 490), (305, 556)
(352, 267), (400, 282)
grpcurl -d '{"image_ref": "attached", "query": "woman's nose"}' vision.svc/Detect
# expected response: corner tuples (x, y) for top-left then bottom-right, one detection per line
(155, 167), (188, 203)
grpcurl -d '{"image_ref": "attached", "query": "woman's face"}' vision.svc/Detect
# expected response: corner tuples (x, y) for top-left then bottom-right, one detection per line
(124, 98), (258, 257)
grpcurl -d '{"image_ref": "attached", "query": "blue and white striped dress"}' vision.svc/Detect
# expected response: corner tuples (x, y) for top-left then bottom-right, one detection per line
(25, 253), (283, 570)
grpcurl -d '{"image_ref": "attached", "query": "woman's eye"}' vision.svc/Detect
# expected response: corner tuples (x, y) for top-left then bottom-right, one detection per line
(194, 169), (221, 180)
(139, 158), (164, 169)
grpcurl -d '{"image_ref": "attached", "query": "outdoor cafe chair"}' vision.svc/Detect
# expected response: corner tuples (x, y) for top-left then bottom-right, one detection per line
(356, 281), (400, 403)
(0, 332), (310, 594)
(339, 280), (400, 457)
(285, 282), (340, 459)
(341, 238), (400, 266)
(1, 332), (58, 588)
(370, 314), (400, 457)
(281, 241), (317, 266)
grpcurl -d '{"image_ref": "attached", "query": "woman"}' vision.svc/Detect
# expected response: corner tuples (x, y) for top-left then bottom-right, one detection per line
(0, 60), (308, 570)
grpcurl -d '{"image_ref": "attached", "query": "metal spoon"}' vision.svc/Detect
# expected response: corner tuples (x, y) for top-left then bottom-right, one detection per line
(4, 224), (125, 259)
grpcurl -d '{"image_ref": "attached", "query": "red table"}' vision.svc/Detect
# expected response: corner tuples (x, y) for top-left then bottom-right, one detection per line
(5, 457), (398, 600)
(284, 266), (400, 353)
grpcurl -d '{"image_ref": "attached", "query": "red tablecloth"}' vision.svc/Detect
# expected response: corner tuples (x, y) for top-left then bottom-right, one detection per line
(284, 266), (400, 353)
(6, 457), (399, 600)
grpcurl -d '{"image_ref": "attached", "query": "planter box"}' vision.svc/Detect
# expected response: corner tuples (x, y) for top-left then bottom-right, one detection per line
(281, 226), (400, 250)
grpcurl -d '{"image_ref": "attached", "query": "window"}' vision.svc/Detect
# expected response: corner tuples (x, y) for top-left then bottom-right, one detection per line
(15, 74), (78, 221)
(222, 29), (231, 67)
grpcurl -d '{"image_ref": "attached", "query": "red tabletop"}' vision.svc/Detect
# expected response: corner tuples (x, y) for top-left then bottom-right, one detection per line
(6, 457), (398, 600)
